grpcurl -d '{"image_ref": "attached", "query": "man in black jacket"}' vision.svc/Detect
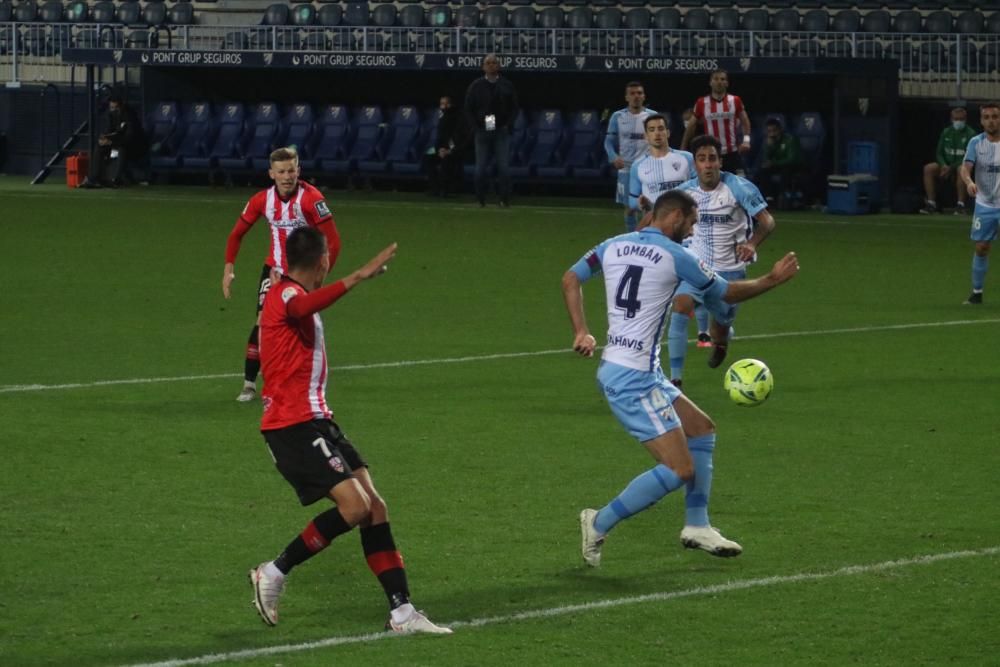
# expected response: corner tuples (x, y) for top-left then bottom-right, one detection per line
(463, 54), (519, 207)
(425, 96), (466, 197)
(82, 94), (145, 188)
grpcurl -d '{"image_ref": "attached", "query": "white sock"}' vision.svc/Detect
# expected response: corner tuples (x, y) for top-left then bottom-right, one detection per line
(390, 603), (416, 625)
(263, 561), (284, 579)
(243, 380), (255, 389)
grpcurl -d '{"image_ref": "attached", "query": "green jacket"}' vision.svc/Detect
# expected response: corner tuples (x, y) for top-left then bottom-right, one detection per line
(936, 124), (977, 167)
(764, 133), (802, 167)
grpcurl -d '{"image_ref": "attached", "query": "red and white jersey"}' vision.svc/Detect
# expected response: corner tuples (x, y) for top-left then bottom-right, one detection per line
(259, 277), (332, 430)
(231, 181), (335, 272)
(693, 94), (745, 155)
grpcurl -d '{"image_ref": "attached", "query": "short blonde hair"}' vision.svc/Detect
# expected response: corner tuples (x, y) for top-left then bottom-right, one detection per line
(269, 146), (299, 165)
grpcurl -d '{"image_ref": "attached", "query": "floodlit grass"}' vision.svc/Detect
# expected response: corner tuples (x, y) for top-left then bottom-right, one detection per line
(1, 178), (998, 666)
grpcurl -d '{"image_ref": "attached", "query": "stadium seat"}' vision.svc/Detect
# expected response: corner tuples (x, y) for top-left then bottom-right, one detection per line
(312, 104), (351, 172)
(146, 101), (180, 160)
(653, 8), (680, 30)
(622, 8), (647, 29)
(428, 5), (451, 28)
(825, 38), (852, 58)
(291, 4), (316, 26)
(301, 30), (328, 50)
(239, 102), (282, 172)
(329, 106), (383, 174)
(892, 10), (921, 33)
(802, 9), (829, 32)
(456, 5), (478, 27)
(741, 9), (769, 32)
(796, 37), (824, 57)
(987, 12), (1000, 35)
(278, 104), (315, 162)
(924, 10), (953, 34)
(262, 3), (288, 26)
(373, 3), (397, 27)
(712, 8), (739, 31)
(760, 36), (792, 57)
(885, 41), (915, 68)
(159, 102), (214, 171)
(981, 42), (1000, 73)
(318, 4), (343, 26)
(366, 105), (423, 175)
(856, 38), (883, 59)
(186, 103), (244, 171)
(482, 6), (506, 28)
(562, 110), (603, 180)
(222, 31), (249, 50)
(861, 10), (891, 33)
(343, 2), (369, 27)
(0, 2), (10, 23)
(126, 29), (157, 48)
(91, 2), (115, 24)
(831, 10), (860, 33)
(793, 112), (825, 166)
(117, 1), (140, 25)
(916, 40), (945, 71)
(771, 9), (800, 32)
(683, 9), (709, 31)
(949, 41), (979, 72)
(13, 1), (37, 22)
(38, 1), (61, 22)
(168, 3), (194, 25)
(144, 2), (167, 26)
(956, 10), (985, 34)
(528, 110), (567, 178)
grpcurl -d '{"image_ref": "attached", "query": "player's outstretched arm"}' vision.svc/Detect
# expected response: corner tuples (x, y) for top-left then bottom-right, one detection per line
(722, 251), (799, 304)
(342, 243), (398, 289)
(222, 262), (236, 299)
(561, 270), (596, 357)
(285, 243), (398, 319)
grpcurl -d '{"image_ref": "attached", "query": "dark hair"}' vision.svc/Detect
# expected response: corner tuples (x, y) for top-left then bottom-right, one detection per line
(653, 189), (697, 220)
(643, 113), (668, 130)
(710, 68), (728, 79)
(981, 101), (1000, 112)
(285, 226), (327, 271)
(108, 93), (124, 105)
(690, 134), (722, 156)
(625, 81), (644, 90)
(765, 118), (783, 129)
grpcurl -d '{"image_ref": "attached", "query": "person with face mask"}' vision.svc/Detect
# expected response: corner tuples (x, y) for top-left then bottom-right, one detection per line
(922, 106), (977, 215)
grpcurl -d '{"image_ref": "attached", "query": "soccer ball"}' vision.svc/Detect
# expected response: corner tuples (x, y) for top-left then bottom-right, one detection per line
(723, 358), (774, 407)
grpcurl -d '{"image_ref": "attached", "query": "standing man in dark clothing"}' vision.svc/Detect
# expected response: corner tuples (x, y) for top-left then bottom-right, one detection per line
(425, 96), (466, 197)
(755, 119), (804, 208)
(464, 54), (519, 207)
(82, 94), (144, 188)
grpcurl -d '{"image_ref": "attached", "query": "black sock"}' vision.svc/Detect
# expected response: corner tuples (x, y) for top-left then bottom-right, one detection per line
(274, 508), (352, 575)
(361, 522), (410, 609)
(245, 325), (260, 383)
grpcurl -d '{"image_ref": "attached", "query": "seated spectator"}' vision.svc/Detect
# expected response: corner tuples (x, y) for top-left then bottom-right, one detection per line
(425, 96), (467, 198)
(81, 94), (145, 188)
(921, 106), (977, 215)
(755, 119), (803, 209)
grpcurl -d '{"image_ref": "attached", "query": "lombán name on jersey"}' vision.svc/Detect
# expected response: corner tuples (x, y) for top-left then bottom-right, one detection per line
(607, 334), (644, 351)
(616, 244), (664, 263)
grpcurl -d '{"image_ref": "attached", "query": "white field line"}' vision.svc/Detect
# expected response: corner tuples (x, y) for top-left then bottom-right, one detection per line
(121, 545), (1000, 667)
(2, 318), (999, 395)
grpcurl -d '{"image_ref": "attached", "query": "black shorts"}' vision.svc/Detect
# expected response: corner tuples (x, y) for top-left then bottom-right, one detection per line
(722, 151), (746, 175)
(263, 420), (368, 506)
(256, 264), (273, 314)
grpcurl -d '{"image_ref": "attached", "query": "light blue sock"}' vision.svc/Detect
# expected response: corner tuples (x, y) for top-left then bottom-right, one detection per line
(667, 311), (690, 380)
(694, 304), (709, 335)
(685, 433), (716, 527)
(624, 210), (638, 232)
(972, 254), (988, 291)
(594, 464), (684, 534)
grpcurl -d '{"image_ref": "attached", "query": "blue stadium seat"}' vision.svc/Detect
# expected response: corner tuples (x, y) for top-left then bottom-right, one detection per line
(313, 104), (352, 173)
(564, 110), (603, 180)
(892, 10), (922, 33)
(242, 102), (283, 172)
(117, 1), (140, 25)
(793, 112), (825, 166)
(831, 10), (860, 33)
(0, 2), (11, 23)
(188, 103), (245, 171)
(529, 110), (567, 178)
(282, 104), (316, 160)
(956, 10), (985, 34)
(38, 1), (62, 22)
(328, 106), (383, 174)
(91, 2), (115, 23)
(143, 2), (167, 25)
(146, 101), (180, 162)
(924, 10), (953, 34)
(368, 105), (423, 175)
(741, 9), (769, 31)
(156, 102), (214, 171)
(168, 3), (194, 25)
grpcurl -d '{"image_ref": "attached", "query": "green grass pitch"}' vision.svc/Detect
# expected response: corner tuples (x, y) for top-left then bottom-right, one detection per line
(1, 177), (998, 666)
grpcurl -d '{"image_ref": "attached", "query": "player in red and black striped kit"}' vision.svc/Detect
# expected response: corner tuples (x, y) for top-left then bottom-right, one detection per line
(681, 69), (753, 175)
(248, 226), (451, 635)
(222, 146), (341, 402)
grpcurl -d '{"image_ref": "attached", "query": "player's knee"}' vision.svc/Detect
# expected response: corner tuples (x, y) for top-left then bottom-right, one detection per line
(923, 163), (938, 177)
(368, 494), (389, 524)
(338, 489), (372, 526)
(673, 295), (694, 315)
(975, 242), (992, 256)
(673, 462), (695, 481)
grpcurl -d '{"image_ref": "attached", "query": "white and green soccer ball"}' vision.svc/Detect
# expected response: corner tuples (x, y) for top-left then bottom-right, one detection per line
(723, 358), (774, 407)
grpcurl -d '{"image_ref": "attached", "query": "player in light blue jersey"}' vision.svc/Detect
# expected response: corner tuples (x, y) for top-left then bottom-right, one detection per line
(959, 102), (1000, 305)
(605, 81), (657, 232)
(668, 135), (776, 386)
(562, 191), (799, 566)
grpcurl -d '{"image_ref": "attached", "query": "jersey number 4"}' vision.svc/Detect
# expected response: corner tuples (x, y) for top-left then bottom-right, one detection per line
(615, 265), (644, 319)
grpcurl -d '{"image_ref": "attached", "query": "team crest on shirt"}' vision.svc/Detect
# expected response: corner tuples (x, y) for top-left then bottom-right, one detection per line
(698, 259), (716, 279)
(315, 201), (331, 218)
(328, 456), (345, 473)
(281, 287), (298, 303)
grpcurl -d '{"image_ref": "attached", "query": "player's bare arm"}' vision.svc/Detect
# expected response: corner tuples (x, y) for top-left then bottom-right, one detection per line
(961, 161), (977, 197)
(681, 119), (697, 150)
(739, 111), (752, 154)
(722, 252), (799, 304)
(737, 209), (776, 262)
(561, 271), (596, 357)
(342, 243), (398, 290)
(222, 262), (236, 299)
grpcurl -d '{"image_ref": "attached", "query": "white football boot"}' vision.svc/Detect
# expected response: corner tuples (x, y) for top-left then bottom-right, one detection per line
(249, 562), (285, 626)
(387, 609), (453, 635)
(579, 508), (606, 567)
(236, 381), (257, 402)
(680, 525), (743, 557)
